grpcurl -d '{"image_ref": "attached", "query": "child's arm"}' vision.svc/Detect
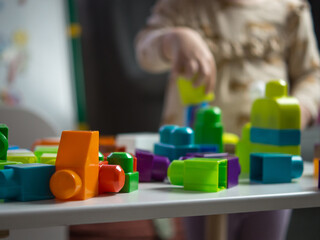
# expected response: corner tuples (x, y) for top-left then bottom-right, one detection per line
(135, 0), (215, 93)
(287, 1), (320, 129)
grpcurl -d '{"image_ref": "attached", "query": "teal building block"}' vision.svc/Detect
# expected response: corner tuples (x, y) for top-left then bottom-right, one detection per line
(0, 124), (9, 160)
(107, 152), (134, 173)
(168, 159), (227, 192)
(194, 106), (224, 153)
(120, 171), (139, 193)
(154, 125), (199, 161)
(250, 153), (303, 183)
(250, 127), (301, 146)
(0, 164), (55, 201)
(251, 80), (300, 130)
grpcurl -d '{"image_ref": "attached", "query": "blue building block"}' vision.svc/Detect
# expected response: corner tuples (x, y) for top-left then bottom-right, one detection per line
(250, 153), (303, 183)
(0, 164), (55, 201)
(154, 125), (199, 161)
(250, 127), (301, 146)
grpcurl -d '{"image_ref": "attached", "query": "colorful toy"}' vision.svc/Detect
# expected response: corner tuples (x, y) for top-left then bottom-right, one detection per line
(39, 153), (57, 165)
(7, 149), (37, 164)
(314, 143), (320, 177)
(99, 161), (125, 193)
(154, 125), (198, 161)
(0, 124), (9, 160)
(34, 145), (59, 162)
(135, 149), (170, 182)
(168, 158), (227, 192)
(236, 80), (301, 177)
(107, 152), (139, 193)
(250, 153), (303, 183)
(0, 164), (55, 201)
(31, 137), (60, 151)
(50, 131), (100, 200)
(194, 106), (224, 153)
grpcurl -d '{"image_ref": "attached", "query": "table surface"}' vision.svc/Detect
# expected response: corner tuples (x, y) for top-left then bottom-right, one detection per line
(0, 163), (319, 230)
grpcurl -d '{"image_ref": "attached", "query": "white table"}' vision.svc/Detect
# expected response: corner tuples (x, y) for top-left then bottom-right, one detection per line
(0, 163), (319, 234)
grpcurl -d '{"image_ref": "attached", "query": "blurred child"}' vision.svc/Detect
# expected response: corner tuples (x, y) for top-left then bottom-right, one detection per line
(135, 0), (320, 239)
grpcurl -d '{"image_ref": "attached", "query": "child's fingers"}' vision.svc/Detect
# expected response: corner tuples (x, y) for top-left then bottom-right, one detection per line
(184, 59), (198, 80)
(205, 61), (216, 94)
(193, 59), (210, 88)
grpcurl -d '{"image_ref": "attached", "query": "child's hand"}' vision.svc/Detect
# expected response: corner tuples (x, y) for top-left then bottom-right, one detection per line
(161, 27), (216, 94)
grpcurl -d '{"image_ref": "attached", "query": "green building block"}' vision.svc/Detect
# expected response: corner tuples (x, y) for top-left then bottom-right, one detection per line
(236, 123), (300, 178)
(0, 161), (22, 170)
(39, 153), (57, 165)
(107, 152), (133, 173)
(120, 172), (139, 193)
(251, 80), (300, 130)
(99, 152), (104, 161)
(0, 124), (9, 160)
(168, 159), (227, 192)
(194, 106), (224, 152)
(7, 149), (37, 164)
(34, 146), (59, 161)
(177, 77), (214, 105)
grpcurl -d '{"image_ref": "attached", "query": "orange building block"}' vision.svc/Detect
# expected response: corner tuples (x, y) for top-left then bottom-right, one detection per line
(50, 131), (99, 200)
(314, 158), (319, 178)
(99, 161), (125, 193)
(31, 137), (60, 151)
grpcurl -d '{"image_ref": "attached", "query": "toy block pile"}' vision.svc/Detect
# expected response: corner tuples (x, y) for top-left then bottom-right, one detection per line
(236, 80), (304, 183)
(0, 128), (139, 202)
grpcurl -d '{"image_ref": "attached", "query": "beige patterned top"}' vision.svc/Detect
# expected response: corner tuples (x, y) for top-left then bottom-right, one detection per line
(136, 0), (320, 136)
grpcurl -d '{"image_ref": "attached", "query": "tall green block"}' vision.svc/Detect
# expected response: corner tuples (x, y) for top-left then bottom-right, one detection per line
(0, 124), (9, 160)
(107, 152), (133, 173)
(194, 106), (224, 152)
(120, 172), (139, 193)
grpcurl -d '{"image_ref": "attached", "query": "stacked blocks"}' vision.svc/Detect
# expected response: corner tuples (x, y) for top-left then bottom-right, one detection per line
(40, 153), (57, 165)
(194, 106), (224, 153)
(250, 153), (303, 183)
(99, 161), (125, 193)
(154, 125), (199, 161)
(135, 149), (170, 182)
(107, 152), (138, 193)
(50, 131), (100, 200)
(0, 164), (55, 201)
(34, 145), (59, 162)
(168, 158), (227, 192)
(314, 143), (320, 178)
(236, 80), (301, 178)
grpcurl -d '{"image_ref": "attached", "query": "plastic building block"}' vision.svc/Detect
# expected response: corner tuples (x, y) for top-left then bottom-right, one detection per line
(99, 152), (104, 161)
(50, 131), (99, 200)
(120, 172), (139, 193)
(313, 143), (320, 177)
(0, 124), (8, 160)
(0, 161), (22, 170)
(7, 149), (37, 164)
(251, 80), (300, 130)
(39, 153), (57, 165)
(136, 150), (153, 182)
(99, 162), (125, 193)
(185, 102), (209, 128)
(0, 164), (55, 201)
(34, 145), (59, 161)
(31, 137), (60, 151)
(8, 145), (19, 150)
(194, 106), (224, 153)
(107, 152), (139, 192)
(154, 125), (199, 161)
(236, 123), (300, 178)
(177, 77), (214, 106)
(250, 127), (301, 146)
(250, 153), (303, 183)
(135, 150), (170, 182)
(107, 152), (134, 173)
(168, 159), (227, 192)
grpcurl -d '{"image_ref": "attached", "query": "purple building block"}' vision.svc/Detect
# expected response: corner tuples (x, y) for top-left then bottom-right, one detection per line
(136, 150), (170, 182)
(226, 155), (241, 188)
(136, 150), (154, 182)
(152, 155), (170, 181)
